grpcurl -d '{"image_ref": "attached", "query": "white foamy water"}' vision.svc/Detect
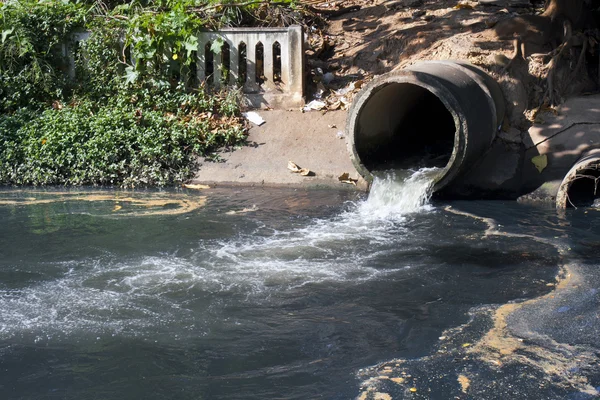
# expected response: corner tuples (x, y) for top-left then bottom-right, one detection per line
(0, 169), (439, 340)
(358, 168), (440, 221)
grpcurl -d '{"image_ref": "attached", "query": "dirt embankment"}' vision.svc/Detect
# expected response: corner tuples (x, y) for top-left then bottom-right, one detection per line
(307, 0), (599, 130)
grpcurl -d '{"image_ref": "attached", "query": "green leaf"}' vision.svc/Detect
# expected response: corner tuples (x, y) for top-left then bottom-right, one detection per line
(210, 37), (224, 55)
(183, 35), (198, 58)
(531, 154), (548, 173)
(1, 28), (14, 44)
(124, 66), (139, 85)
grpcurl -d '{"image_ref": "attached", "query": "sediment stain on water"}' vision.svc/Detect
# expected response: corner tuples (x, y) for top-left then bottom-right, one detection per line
(0, 176), (598, 399)
(0, 189), (207, 216)
(358, 204), (600, 399)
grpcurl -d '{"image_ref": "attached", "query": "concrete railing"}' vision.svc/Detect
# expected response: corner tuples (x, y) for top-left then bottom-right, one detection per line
(62, 31), (91, 79)
(197, 26), (304, 109)
(61, 26), (304, 109)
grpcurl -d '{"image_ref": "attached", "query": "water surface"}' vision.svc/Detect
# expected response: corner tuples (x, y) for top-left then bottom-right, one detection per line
(0, 181), (597, 399)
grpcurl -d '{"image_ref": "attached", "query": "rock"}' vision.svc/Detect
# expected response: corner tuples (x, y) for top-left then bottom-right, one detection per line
(386, 0), (423, 9)
(478, 0), (531, 6)
(498, 128), (522, 144)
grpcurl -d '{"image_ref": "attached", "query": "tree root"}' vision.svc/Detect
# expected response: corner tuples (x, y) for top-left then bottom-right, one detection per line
(542, 20), (572, 106)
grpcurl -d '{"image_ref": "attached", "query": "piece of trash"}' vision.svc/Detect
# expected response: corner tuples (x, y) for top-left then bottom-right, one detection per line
(531, 154), (548, 173)
(323, 72), (335, 84)
(225, 205), (258, 215)
(314, 82), (326, 99)
(243, 111), (266, 126)
(288, 161), (301, 172)
(288, 161), (312, 176)
(335, 87), (350, 97)
(328, 124), (337, 129)
(112, 204), (122, 212)
(183, 183), (210, 190)
(336, 131), (345, 139)
(409, 387), (418, 393)
(338, 172), (358, 185)
(462, 343), (472, 348)
(303, 100), (327, 112)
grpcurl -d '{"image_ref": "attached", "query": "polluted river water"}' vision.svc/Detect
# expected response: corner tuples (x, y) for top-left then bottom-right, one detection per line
(0, 170), (599, 399)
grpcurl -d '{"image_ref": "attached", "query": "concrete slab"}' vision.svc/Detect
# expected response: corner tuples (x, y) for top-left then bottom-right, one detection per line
(191, 110), (368, 190)
(519, 95), (600, 202)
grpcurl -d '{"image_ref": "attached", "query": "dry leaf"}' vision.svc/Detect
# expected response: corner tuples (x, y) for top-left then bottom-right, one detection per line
(455, 2), (474, 9)
(338, 172), (358, 185)
(183, 183), (210, 190)
(458, 374), (471, 393)
(299, 168), (311, 176)
(327, 100), (342, 110)
(112, 204), (122, 212)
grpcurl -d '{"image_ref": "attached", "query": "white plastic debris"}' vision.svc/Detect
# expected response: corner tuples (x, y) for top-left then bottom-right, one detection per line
(303, 100), (327, 112)
(336, 131), (345, 139)
(243, 111), (266, 126)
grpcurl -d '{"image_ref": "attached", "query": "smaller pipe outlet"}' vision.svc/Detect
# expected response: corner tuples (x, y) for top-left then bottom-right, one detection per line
(346, 61), (504, 191)
(556, 150), (600, 209)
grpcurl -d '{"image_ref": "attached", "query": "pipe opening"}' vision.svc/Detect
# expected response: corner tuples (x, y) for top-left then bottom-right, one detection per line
(355, 83), (456, 172)
(565, 163), (600, 208)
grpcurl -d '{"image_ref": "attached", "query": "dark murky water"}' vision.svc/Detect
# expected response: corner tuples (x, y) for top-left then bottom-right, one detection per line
(0, 182), (598, 399)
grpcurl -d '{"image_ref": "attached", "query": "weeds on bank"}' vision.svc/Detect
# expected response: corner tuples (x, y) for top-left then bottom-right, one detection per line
(0, 0), (290, 187)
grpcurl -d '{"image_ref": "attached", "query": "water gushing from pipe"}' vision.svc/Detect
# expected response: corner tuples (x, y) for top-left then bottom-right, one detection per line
(358, 168), (441, 220)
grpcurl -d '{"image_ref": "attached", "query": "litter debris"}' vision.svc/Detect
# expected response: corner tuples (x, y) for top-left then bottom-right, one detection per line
(243, 111), (266, 126)
(225, 205), (258, 215)
(323, 72), (335, 84)
(183, 183), (211, 190)
(338, 172), (358, 185)
(288, 161), (301, 172)
(303, 100), (327, 112)
(336, 131), (345, 139)
(288, 161), (313, 176)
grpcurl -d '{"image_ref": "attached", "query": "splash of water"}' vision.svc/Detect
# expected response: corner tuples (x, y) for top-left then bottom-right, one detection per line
(0, 170), (441, 340)
(358, 168), (441, 221)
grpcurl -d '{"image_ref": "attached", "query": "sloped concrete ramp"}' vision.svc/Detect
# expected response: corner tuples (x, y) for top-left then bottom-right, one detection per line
(191, 110), (367, 189)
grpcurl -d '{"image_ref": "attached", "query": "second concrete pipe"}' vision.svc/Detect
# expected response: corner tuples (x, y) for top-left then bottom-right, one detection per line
(347, 60), (505, 192)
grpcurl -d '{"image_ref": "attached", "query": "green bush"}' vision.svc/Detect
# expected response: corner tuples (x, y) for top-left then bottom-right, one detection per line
(0, 87), (246, 186)
(0, 0), (254, 187)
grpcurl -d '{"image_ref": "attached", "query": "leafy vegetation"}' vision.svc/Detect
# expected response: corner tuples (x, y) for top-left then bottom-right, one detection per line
(0, 0), (295, 187)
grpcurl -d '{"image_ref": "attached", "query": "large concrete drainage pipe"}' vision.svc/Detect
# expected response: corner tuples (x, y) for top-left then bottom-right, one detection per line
(347, 60), (504, 191)
(556, 150), (600, 209)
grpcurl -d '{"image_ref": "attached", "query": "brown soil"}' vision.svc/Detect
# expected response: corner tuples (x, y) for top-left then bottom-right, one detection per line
(305, 0), (599, 129)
